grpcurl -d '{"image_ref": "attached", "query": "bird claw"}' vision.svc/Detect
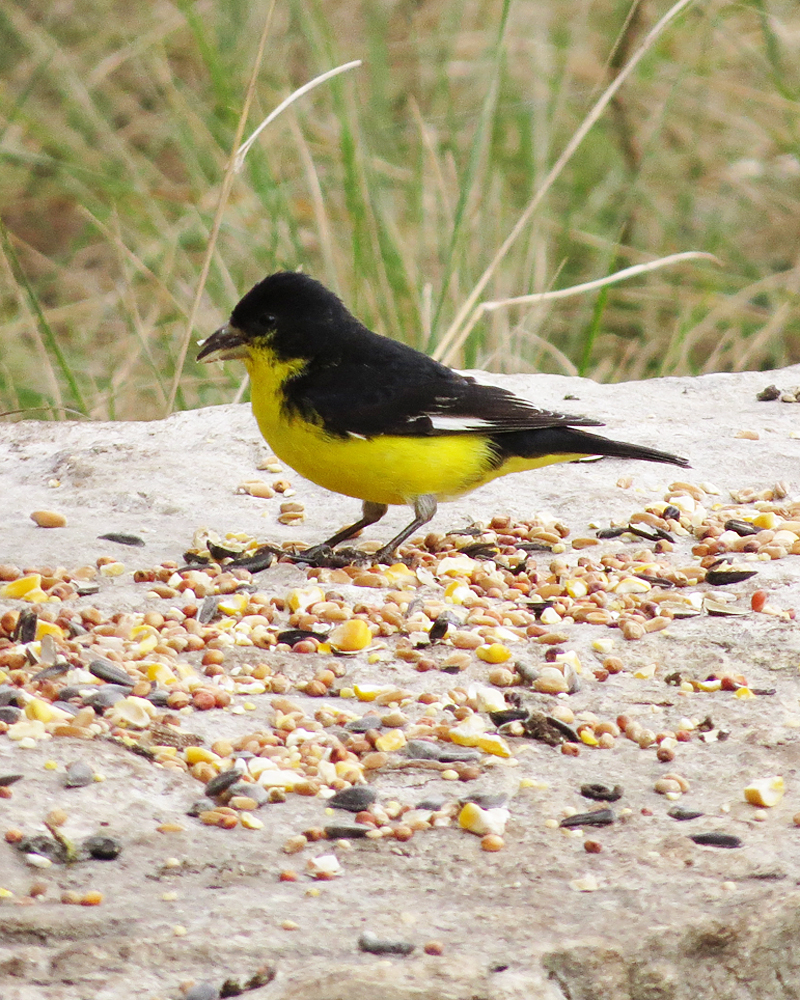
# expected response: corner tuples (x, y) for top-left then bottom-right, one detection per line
(372, 546), (399, 566)
(285, 545), (368, 568)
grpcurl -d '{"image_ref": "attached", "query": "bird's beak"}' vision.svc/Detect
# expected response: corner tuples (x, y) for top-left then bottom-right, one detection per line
(196, 323), (250, 363)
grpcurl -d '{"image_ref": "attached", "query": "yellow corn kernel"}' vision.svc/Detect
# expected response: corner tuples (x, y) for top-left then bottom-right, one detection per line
(184, 746), (220, 766)
(476, 643), (511, 664)
(240, 813), (264, 830)
(25, 699), (61, 723)
(99, 562), (125, 577)
(352, 683), (389, 701)
(35, 620), (65, 641)
(443, 580), (470, 605)
(329, 619), (372, 652)
(374, 729), (406, 752)
(613, 577), (651, 594)
(218, 593), (249, 616)
(475, 733), (512, 757)
(744, 775), (784, 807)
(1, 574), (42, 599)
(287, 586), (325, 613)
(145, 662), (176, 685)
(565, 579), (588, 599)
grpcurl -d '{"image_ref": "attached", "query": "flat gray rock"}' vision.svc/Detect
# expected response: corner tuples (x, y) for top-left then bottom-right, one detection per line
(1, 365), (799, 1000)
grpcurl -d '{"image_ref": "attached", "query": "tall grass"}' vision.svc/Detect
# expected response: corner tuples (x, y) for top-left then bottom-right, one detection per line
(1, 0), (799, 421)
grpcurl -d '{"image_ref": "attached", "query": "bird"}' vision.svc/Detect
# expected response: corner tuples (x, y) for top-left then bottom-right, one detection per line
(197, 271), (689, 564)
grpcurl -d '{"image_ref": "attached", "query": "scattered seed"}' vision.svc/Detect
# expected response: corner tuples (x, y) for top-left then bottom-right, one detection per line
(690, 832), (742, 849)
(559, 808), (614, 829)
(30, 510), (67, 528)
(580, 784), (622, 802)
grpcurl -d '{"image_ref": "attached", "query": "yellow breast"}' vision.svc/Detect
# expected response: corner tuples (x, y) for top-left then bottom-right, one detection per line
(245, 347), (586, 507)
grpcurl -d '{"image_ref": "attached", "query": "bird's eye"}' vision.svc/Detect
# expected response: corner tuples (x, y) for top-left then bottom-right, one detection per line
(264, 314), (276, 326)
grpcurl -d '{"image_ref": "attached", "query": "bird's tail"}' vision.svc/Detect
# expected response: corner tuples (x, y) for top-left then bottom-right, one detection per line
(495, 427), (689, 468)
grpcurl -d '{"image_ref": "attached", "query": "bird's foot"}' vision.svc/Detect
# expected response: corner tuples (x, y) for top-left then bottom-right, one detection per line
(372, 546), (401, 567)
(285, 545), (371, 569)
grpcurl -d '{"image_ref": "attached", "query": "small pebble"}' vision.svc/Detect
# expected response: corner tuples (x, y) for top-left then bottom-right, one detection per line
(580, 783), (622, 802)
(324, 824), (372, 840)
(83, 686), (128, 711)
(283, 835), (308, 855)
(570, 875), (599, 892)
(187, 798), (217, 818)
(668, 807), (704, 821)
(83, 835), (121, 860)
(345, 715), (383, 733)
(404, 740), (479, 763)
(184, 984), (219, 1000)
(358, 931), (415, 955)
(64, 762), (94, 788)
(329, 786), (377, 813)
(205, 770), (243, 798)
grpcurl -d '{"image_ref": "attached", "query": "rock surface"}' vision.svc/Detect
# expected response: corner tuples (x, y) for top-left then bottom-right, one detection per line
(0, 364), (799, 1000)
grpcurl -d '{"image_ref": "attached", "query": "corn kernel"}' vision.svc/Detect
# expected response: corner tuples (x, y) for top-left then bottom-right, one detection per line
(476, 643), (511, 664)
(329, 619), (372, 651)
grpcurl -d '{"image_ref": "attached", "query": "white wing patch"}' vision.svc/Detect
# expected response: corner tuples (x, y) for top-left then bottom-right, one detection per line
(426, 415), (495, 432)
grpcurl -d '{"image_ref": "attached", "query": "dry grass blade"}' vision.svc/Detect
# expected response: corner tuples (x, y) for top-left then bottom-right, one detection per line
(482, 252), (719, 312)
(166, 48), (362, 414)
(234, 60), (363, 173)
(165, 0), (277, 416)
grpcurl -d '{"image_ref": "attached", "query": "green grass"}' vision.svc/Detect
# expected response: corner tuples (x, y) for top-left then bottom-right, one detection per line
(1, 0), (799, 421)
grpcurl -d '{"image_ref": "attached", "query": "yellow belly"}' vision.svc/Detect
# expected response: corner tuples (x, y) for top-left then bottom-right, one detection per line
(246, 350), (586, 506)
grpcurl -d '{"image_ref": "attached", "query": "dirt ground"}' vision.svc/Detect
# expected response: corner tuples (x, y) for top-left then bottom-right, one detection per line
(1, 365), (800, 1000)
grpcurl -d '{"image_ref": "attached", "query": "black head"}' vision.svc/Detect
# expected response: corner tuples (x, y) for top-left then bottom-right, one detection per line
(234, 272), (357, 354)
(198, 271), (377, 365)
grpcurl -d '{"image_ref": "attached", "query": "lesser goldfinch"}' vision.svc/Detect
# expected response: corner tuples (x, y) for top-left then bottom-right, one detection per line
(198, 272), (688, 563)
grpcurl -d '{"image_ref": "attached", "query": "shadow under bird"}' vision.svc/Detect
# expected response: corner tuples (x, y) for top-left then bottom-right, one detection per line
(198, 271), (688, 564)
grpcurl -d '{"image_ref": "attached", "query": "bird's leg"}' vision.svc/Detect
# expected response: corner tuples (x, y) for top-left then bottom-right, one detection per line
(289, 501), (389, 565)
(321, 501), (389, 549)
(373, 495), (437, 565)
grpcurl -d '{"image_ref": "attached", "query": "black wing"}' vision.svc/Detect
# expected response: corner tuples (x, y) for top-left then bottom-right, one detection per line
(284, 342), (602, 439)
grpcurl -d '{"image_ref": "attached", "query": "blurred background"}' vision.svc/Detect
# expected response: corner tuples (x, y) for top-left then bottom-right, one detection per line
(1, 0), (799, 421)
